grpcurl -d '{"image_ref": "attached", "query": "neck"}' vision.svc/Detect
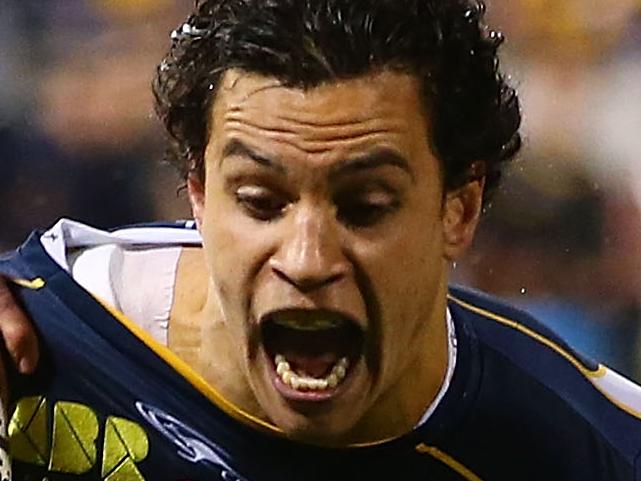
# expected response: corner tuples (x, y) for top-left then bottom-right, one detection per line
(170, 248), (265, 419)
(338, 279), (450, 444)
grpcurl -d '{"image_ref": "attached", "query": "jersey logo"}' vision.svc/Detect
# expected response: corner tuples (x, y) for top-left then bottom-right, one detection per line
(135, 402), (247, 481)
(8, 396), (149, 480)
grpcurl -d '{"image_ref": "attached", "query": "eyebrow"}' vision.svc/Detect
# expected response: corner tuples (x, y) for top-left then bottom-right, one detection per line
(220, 139), (286, 174)
(221, 139), (414, 181)
(329, 148), (415, 183)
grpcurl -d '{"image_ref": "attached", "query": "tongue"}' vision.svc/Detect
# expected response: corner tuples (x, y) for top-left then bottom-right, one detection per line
(283, 352), (340, 378)
(269, 327), (349, 378)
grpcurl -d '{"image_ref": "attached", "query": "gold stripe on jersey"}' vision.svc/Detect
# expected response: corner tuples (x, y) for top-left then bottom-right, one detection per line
(94, 296), (285, 436)
(416, 444), (484, 481)
(96, 296), (409, 447)
(447, 294), (605, 378)
(10, 278), (46, 290)
(448, 294), (641, 420)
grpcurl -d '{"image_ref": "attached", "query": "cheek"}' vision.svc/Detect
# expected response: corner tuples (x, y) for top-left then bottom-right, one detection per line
(358, 221), (445, 364)
(201, 201), (267, 304)
(375, 251), (442, 335)
(360, 215), (444, 304)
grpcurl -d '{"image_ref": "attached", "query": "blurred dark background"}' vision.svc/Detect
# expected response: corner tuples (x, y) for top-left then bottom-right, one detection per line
(1, 0), (641, 379)
(0, 0), (192, 249)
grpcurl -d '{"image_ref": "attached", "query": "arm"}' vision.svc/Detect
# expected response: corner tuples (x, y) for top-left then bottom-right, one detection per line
(0, 272), (39, 427)
(0, 275), (40, 479)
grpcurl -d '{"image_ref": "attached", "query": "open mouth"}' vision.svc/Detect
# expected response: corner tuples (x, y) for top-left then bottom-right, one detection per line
(260, 309), (365, 398)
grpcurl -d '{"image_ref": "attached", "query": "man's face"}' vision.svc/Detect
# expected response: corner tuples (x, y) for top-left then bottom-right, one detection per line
(190, 70), (481, 442)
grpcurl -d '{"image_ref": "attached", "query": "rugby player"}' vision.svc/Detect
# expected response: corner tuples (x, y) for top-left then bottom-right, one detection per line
(2, 0), (641, 479)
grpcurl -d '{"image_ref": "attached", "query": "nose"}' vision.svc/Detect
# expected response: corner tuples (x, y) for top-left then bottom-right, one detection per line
(269, 205), (350, 293)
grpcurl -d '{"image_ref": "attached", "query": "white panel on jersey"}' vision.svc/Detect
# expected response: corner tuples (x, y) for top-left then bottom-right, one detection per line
(41, 219), (196, 345)
(41, 218), (201, 271)
(114, 247), (181, 345)
(68, 245), (121, 309)
(590, 367), (641, 419)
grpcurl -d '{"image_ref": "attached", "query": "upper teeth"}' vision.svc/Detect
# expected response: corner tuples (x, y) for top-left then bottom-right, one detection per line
(272, 316), (343, 331)
(274, 354), (349, 391)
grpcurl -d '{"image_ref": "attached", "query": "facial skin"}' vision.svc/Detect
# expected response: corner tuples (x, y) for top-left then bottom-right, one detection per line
(185, 69), (483, 445)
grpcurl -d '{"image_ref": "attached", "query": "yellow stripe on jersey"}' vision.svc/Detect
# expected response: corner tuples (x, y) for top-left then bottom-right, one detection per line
(416, 444), (484, 481)
(448, 294), (641, 420)
(94, 296), (285, 436)
(98, 296), (412, 447)
(447, 294), (605, 378)
(10, 278), (46, 290)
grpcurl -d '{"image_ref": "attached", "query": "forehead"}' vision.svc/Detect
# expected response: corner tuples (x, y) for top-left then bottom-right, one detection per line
(208, 69), (430, 157)
(215, 69), (424, 116)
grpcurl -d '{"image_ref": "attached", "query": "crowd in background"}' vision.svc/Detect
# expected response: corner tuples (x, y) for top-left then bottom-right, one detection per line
(2, 0), (641, 379)
(0, 0), (192, 251)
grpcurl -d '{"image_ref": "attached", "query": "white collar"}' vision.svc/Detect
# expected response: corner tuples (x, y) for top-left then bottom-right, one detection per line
(416, 307), (457, 427)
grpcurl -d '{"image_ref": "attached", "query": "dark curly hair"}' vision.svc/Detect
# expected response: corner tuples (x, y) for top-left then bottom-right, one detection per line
(153, 0), (521, 201)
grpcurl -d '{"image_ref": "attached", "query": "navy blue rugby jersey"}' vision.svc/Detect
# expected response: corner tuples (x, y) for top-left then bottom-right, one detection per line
(2, 220), (641, 480)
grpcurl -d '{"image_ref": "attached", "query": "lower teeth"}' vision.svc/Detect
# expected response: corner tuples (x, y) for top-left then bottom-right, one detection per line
(274, 355), (349, 391)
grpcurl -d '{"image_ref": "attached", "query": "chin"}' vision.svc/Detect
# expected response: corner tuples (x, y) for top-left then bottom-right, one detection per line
(269, 406), (364, 446)
(249, 343), (374, 446)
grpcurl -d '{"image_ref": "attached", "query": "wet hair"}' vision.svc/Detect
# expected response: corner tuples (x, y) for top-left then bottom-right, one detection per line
(153, 0), (521, 201)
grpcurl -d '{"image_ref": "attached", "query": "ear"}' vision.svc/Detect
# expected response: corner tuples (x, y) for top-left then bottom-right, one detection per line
(187, 174), (206, 230)
(442, 176), (485, 261)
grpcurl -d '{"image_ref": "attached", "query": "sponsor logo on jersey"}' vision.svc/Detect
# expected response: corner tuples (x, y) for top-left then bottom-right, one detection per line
(135, 402), (247, 481)
(9, 396), (148, 480)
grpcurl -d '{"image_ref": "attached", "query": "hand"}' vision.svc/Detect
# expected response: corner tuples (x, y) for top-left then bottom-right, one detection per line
(0, 275), (39, 377)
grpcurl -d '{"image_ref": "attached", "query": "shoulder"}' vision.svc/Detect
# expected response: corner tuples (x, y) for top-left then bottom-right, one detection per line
(448, 285), (641, 466)
(448, 284), (600, 372)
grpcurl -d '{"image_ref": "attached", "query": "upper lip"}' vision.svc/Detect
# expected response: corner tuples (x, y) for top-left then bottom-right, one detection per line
(258, 307), (366, 331)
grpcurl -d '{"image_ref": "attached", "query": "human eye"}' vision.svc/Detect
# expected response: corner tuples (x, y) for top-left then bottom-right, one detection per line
(234, 185), (288, 221)
(335, 188), (400, 228)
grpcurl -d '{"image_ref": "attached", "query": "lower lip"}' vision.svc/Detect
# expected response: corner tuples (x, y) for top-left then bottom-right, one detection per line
(265, 352), (356, 403)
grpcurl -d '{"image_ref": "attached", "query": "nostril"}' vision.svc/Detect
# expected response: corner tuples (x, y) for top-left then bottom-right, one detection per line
(270, 264), (345, 292)
(271, 266), (292, 284)
(323, 272), (344, 285)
